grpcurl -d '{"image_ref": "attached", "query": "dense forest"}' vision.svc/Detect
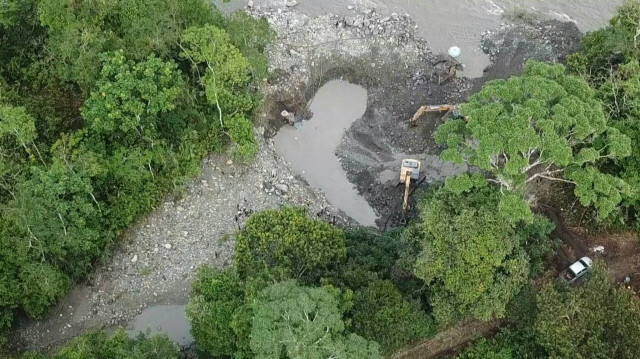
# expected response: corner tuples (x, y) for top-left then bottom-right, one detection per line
(3, 0), (640, 359)
(0, 0), (271, 343)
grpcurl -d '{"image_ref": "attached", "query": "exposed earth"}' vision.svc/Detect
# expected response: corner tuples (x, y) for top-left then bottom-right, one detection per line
(11, 0), (631, 356)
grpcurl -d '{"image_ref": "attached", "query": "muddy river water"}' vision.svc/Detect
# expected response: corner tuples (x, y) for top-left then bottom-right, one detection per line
(125, 305), (192, 346)
(274, 80), (379, 226)
(222, 0), (623, 77)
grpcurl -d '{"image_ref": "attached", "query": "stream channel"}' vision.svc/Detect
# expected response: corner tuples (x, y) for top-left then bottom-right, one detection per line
(220, 0), (623, 78)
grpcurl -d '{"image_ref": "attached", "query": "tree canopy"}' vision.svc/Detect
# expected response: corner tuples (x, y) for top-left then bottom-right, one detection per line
(535, 264), (640, 359)
(235, 207), (347, 280)
(566, 1), (640, 226)
(37, 0), (222, 91)
(0, 0), (272, 334)
(349, 280), (435, 354)
(435, 61), (632, 218)
(250, 280), (382, 359)
(186, 267), (246, 358)
(412, 185), (552, 323)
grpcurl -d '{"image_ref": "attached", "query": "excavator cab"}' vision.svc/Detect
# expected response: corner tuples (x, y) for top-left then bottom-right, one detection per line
(400, 159), (420, 182)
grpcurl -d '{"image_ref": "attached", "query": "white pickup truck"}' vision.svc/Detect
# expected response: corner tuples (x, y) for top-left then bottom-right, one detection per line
(559, 257), (593, 284)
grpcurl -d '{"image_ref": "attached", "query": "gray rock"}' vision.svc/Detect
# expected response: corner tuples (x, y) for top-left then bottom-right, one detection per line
(275, 183), (289, 193)
(286, 0), (298, 7)
(289, 48), (302, 57)
(263, 181), (275, 193)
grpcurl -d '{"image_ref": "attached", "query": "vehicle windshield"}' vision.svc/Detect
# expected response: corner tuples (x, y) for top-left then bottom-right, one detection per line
(579, 259), (589, 267)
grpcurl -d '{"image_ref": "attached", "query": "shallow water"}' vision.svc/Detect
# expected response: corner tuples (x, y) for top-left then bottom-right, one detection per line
(125, 305), (192, 346)
(274, 80), (379, 226)
(224, 0), (622, 77)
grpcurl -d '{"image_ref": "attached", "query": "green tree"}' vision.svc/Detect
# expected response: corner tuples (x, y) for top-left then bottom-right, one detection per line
(235, 207), (347, 281)
(180, 24), (258, 160)
(250, 280), (381, 359)
(186, 267), (246, 358)
(435, 61), (632, 218)
(0, 0), (273, 336)
(0, 104), (42, 200)
(37, 0), (221, 90)
(321, 229), (405, 290)
(568, 1), (640, 81)
(412, 186), (534, 323)
(2, 150), (104, 317)
(81, 50), (183, 148)
(226, 11), (275, 80)
(535, 264), (640, 359)
(80, 50), (184, 230)
(0, 0), (46, 82)
(349, 280), (435, 354)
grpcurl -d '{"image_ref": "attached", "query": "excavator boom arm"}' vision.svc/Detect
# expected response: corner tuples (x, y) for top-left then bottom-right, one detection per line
(409, 104), (457, 126)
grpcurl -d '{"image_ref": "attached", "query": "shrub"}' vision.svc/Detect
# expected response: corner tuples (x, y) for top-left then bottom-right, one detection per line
(23, 330), (179, 359)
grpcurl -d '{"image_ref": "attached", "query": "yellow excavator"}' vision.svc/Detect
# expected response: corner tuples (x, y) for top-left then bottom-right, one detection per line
(400, 159), (421, 214)
(409, 104), (468, 126)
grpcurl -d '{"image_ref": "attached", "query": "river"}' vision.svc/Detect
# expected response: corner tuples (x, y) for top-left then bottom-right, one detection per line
(220, 0), (623, 77)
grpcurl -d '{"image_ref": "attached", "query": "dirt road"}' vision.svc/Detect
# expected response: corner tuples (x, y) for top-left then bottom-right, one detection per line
(391, 320), (502, 359)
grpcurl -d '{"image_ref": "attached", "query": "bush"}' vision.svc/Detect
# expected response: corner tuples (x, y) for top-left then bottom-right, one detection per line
(235, 207), (347, 281)
(456, 328), (546, 359)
